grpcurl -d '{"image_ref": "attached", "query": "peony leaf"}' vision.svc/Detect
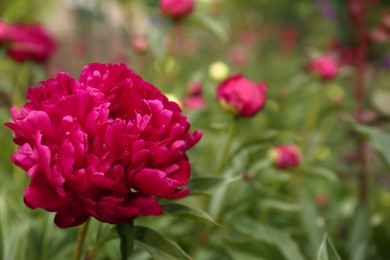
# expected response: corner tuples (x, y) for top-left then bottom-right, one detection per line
(372, 89), (390, 117)
(187, 176), (241, 195)
(162, 202), (221, 226)
(116, 221), (134, 260)
(134, 226), (191, 260)
(226, 217), (305, 260)
(356, 125), (390, 170)
(317, 235), (341, 260)
(299, 167), (338, 182)
(186, 14), (228, 43)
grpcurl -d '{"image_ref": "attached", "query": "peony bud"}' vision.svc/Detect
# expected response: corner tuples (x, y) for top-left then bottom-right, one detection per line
(0, 21), (56, 63)
(159, 0), (195, 21)
(216, 74), (267, 117)
(307, 55), (338, 81)
(268, 144), (302, 169)
(182, 82), (205, 110)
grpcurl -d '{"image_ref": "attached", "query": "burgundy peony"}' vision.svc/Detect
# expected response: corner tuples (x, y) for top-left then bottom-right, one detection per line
(307, 55), (338, 81)
(159, 0), (195, 21)
(5, 63), (202, 228)
(269, 144), (302, 169)
(216, 74), (267, 117)
(0, 21), (56, 63)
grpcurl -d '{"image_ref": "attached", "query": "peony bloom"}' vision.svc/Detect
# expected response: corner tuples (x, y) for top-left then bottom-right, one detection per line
(5, 63), (202, 228)
(159, 0), (195, 21)
(0, 21), (56, 63)
(307, 55), (338, 81)
(216, 74), (267, 117)
(269, 144), (302, 169)
(182, 82), (205, 110)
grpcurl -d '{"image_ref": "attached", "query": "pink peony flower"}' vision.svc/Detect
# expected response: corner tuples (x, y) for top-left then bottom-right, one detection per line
(307, 55), (338, 81)
(269, 144), (302, 169)
(5, 63), (202, 228)
(182, 82), (205, 110)
(216, 74), (267, 117)
(159, 0), (195, 21)
(0, 21), (56, 63)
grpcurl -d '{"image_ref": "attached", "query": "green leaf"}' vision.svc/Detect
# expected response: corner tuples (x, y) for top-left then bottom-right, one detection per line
(116, 221), (134, 260)
(356, 125), (390, 169)
(299, 190), (324, 259)
(347, 207), (370, 260)
(134, 226), (191, 260)
(372, 89), (390, 117)
(261, 199), (301, 212)
(163, 203), (221, 226)
(300, 167), (338, 182)
(186, 14), (228, 43)
(317, 235), (341, 260)
(187, 176), (240, 195)
(228, 217), (305, 260)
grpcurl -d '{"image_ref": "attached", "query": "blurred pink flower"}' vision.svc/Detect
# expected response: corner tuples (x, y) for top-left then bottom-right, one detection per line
(307, 55), (338, 81)
(131, 36), (148, 53)
(269, 144), (302, 169)
(228, 45), (248, 66)
(5, 63), (202, 228)
(159, 0), (195, 21)
(182, 82), (205, 109)
(0, 21), (56, 63)
(216, 74), (267, 117)
(314, 193), (328, 207)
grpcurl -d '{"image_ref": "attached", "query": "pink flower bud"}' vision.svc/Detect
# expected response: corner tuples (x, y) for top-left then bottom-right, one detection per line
(307, 55), (338, 81)
(159, 0), (195, 21)
(216, 74), (267, 117)
(314, 193), (328, 207)
(269, 144), (302, 169)
(0, 21), (56, 63)
(182, 82), (205, 110)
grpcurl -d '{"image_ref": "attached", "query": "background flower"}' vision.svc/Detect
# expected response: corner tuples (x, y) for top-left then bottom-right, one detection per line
(159, 0), (195, 21)
(216, 74), (267, 117)
(269, 144), (302, 169)
(0, 21), (56, 63)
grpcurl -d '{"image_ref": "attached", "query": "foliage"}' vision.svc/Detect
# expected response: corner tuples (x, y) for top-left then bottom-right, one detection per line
(1, 0), (390, 259)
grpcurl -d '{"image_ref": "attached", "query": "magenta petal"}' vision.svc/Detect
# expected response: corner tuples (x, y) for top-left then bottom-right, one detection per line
(24, 164), (66, 211)
(54, 208), (89, 228)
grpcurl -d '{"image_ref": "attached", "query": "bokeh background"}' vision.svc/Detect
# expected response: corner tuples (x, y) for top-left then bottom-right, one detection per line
(2, 0), (390, 259)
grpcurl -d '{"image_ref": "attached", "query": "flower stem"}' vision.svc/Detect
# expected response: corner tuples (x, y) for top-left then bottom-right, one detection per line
(72, 218), (91, 260)
(349, 0), (369, 207)
(213, 117), (238, 177)
(190, 117), (238, 258)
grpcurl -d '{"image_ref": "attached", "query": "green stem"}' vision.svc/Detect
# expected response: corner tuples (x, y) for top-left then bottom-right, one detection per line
(190, 118), (238, 258)
(72, 218), (91, 260)
(213, 117), (238, 176)
(116, 221), (135, 260)
(302, 85), (322, 144)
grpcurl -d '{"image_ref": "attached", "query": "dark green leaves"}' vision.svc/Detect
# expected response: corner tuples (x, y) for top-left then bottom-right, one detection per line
(135, 226), (191, 260)
(116, 221), (134, 260)
(317, 235), (341, 260)
(163, 202), (220, 226)
(356, 125), (390, 169)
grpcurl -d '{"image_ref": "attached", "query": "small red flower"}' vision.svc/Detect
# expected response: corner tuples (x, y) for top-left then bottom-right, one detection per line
(182, 82), (205, 110)
(216, 74), (267, 117)
(0, 21), (56, 63)
(159, 0), (195, 21)
(307, 55), (338, 81)
(269, 144), (302, 169)
(5, 63), (202, 228)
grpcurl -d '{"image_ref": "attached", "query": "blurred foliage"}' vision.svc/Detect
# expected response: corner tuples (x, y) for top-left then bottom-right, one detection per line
(1, 0), (390, 259)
